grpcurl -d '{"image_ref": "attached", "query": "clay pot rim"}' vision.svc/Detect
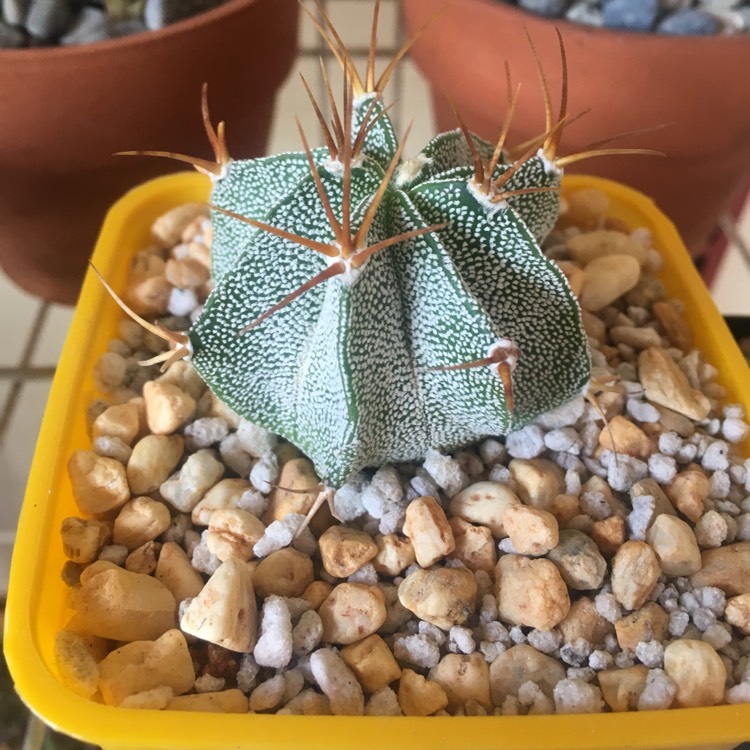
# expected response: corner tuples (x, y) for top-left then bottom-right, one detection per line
(0, 0), (267, 61)
(436, 0), (750, 46)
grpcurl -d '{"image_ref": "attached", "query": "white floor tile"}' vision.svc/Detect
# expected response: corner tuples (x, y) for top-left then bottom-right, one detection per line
(0, 380), (52, 533)
(0, 271), (44, 368)
(30, 304), (75, 368)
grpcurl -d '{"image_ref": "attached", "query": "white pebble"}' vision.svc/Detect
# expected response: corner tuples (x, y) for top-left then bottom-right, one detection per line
(544, 428), (582, 454)
(167, 287), (199, 317)
(237, 488), (269, 519)
(696, 586), (726, 615)
(709, 470), (731, 500)
(253, 514), (304, 558)
(393, 634), (441, 669)
(725, 682), (750, 704)
(702, 441), (730, 472)
(648, 454), (677, 484)
(333, 480), (367, 522)
(249, 450), (279, 493)
(595, 592), (622, 624)
(236, 654), (259, 693)
(184, 417), (229, 450)
(309, 648), (364, 716)
(506, 425), (546, 459)
(527, 629), (562, 655)
(565, 469), (582, 496)
(658, 431), (682, 457)
(535, 397), (585, 429)
(219, 433), (254, 476)
(237, 420), (278, 458)
(553, 678), (604, 714)
(692, 607), (717, 632)
(254, 596), (293, 669)
(588, 650), (614, 671)
(668, 610), (689, 637)
(628, 495), (656, 541)
(737, 513), (750, 541)
(626, 398), (660, 424)
(423, 448), (469, 497)
(635, 641), (664, 669)
(479, 438), (506, 466)
(448, 626), (476, 654)
(250, 674), (286, 712)
(637, 669), (676, 711)
(292, 610), (323, 656)
(365, 687), (403, 716)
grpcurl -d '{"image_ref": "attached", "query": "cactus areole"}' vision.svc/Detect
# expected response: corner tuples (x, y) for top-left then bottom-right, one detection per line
(132, 7), (605, 489)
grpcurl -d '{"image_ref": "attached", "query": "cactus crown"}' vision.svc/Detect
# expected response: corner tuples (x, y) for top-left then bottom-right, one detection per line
(114, 2), (657, 489)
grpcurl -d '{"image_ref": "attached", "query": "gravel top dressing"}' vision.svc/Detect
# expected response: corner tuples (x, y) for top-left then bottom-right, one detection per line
(54, 188), (750, 717)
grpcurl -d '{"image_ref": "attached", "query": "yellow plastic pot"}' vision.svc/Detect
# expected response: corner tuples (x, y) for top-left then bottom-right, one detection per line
(4, 172), (749, 750)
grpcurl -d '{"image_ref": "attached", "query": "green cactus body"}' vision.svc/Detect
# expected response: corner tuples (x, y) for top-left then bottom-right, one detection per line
(187, 91), (591, 487)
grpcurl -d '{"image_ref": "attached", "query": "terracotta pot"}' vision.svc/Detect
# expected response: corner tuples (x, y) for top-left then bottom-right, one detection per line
(402, 0), (750, 257)
(0, 0), (298, 304)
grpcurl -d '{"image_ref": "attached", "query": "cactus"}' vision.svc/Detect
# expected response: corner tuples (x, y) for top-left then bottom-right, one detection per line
(116, 3), (656, 489)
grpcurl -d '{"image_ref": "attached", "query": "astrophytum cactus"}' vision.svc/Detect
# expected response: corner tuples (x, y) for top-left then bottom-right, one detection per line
(116, 4), (655, 490)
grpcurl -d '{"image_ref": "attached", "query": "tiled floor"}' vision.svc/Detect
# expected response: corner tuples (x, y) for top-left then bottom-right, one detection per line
(2, 0), (750, 599)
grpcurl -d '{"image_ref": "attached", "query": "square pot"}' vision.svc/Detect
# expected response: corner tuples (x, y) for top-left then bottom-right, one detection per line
(4, 171), (750, 750)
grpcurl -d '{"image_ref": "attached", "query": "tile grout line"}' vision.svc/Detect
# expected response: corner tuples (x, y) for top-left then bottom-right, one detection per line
(0, 301), (51, 445)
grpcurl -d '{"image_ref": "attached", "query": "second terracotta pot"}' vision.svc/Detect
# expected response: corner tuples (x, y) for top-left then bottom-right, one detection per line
(0, 0), (298, 304)
(402, 0), (750, 256)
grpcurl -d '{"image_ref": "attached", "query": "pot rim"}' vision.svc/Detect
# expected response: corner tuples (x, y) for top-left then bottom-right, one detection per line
(407, 0), (750, 46)
(0, 0), (279, 61)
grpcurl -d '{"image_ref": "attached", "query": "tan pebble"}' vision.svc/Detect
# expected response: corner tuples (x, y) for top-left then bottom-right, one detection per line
(54, 630), (101, 698)
(319, 583), (386, 645)
(127, 435), (184, 495)
(180, 558), (257, 652)
(590, 515), (626, 557)
(654, 405), (696, 438)
(509, 458), (564, 509)
(73, 565), (176, 641)
(579, 254), (641, 312)
(610, 541), (660, 610)
(652, 300), (693, 352)
(638, 347), (711, 421)
(725, 594), (750, 635)
(547, 494), (582, 525)
(448, 481), (520, 537)
(165, 257), (210, 289)
(581, 309), (607, 342)
(67, 450), (130, 515)
(690, 542), (750, 595)
(558, 597), (612, 645)
(597, 666), (649, 712)
(547, 529), (607, 590)
(114, 496), (171, 550)
(447, 516), (497, 573)
(665, 469), (709, 523)
(398, 669), (449, 716)
(253, 548), (314, 598)
(92, 402), (140, 445)
(155, 541), (205, 602)
(60, 517), (111, 564)
(123, 274), (171, 318)
(694, 510), (728, 549)
(191, 478), (253, 526)
(624, 274), (665, 308)
(398, 567), (477, 630)
(614, 602), (670, 653)
(167, 689), (249, 713)
(302, 580), (334, 610)
(160, 449), (225, 513)
(319, 525), (378, 578)
(309, 648), (364, 716)
(206, 508), (266, 562)
(598, 415), (653, 460)
(125, 541), (159, 575)
(646, 515), (701, 577)
(372, 534), (416, 577)
(157, 360), (206, 401)
(97, 629), (194, 706)
(503, 505), (559, 556)
(495, 554), (570, 629)
(428, 652), (492, 712)
(128, 248), (165, 281)
(664, 640), (726, 708)
(567, 229), (647, 266)
(119, 685), (175, 710)
(560, 188), (609, 230)
(263, 457), (332, 535)
(143, 381), (196, 435)
(609, 325), (662, 350)
(554, 260), (586, 297)
(403, 496), (455, 567)
(489, 644), (566, 705)
(152, 203), (208, 248)
(186, 240), (211, 268)
(340, 634), (401, 694)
